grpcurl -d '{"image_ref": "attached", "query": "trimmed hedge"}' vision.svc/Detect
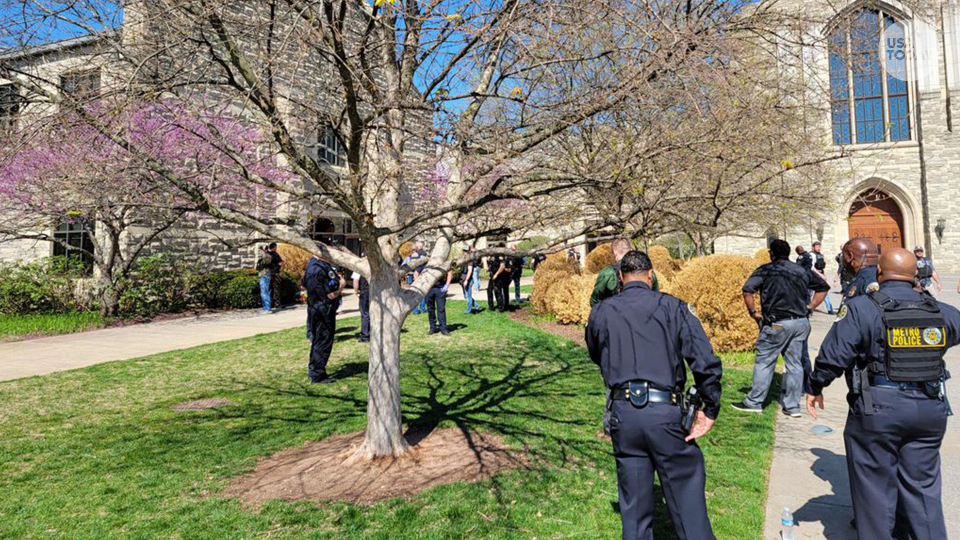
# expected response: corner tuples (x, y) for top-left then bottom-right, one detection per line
(585, 244), (614, 274)
(668, 254), (759, 352)
(536, 251), (581, 275)
(545, 274), (596, 325)
(754, 248), (771, 265)
(531, 269), (571, 315)
(648, 245), (683, 281)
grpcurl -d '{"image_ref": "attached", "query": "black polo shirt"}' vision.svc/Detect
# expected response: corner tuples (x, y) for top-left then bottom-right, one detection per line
(742, 259), (830, 322)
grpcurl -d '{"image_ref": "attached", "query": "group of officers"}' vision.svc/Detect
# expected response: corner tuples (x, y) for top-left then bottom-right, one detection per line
(585, 238), (958, 540)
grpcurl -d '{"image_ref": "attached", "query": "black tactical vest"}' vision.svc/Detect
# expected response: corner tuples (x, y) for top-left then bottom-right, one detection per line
(917, 259), (934, 280)
(868, 291), (947, 382)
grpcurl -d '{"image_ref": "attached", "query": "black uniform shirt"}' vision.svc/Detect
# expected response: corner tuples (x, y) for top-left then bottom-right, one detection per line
(842, 265), (878, 299)
(742, 259), (830, 322)
(797, 252), (813, 272)
(585, 282), (723, 419)
(810, 281), (960, 403)
(509, 256), (525, 274)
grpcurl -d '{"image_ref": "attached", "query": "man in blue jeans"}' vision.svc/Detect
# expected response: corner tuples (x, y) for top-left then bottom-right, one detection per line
(256, 245), (274, 313)
(734, 239), (830, 417)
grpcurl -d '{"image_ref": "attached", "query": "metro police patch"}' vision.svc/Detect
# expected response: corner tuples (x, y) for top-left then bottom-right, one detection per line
(836, 305), (849, 321)
(328, 270), (337, 279)
(866, 282), (880, 293)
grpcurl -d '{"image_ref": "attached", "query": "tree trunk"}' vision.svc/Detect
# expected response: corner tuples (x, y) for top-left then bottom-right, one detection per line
(97, 267), (119, 318)
(352, 275), (413, 460)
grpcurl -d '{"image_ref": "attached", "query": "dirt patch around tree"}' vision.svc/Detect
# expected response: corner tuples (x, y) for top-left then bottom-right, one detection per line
(509, 307), (586, 347)
(225, 428), (527, 506)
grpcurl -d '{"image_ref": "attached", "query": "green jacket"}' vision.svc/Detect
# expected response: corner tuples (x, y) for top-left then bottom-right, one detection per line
(590, 262), (659, 307)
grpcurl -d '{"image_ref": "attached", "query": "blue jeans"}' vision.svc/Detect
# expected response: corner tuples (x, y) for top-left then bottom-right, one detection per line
(745, 318), (811, 413)
(513, 273), (522, 302)
(259, 276), (272, 311)
(463, 277), (479, 312)
(473, 267), (481, 291)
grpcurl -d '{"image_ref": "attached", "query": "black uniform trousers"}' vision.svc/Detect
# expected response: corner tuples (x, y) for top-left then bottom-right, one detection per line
(425, 286), (448, 333)
(358, 290), (370, 340)
(610, 400), (715, 540)
(494, 276), (511, 312)
(308, 302), (337, 381)
(844, 386), (949, 540)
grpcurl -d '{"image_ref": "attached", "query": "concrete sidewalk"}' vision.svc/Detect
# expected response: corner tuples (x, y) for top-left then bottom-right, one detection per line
(0, 277), (532, 382)
(763, 276), (960, 539)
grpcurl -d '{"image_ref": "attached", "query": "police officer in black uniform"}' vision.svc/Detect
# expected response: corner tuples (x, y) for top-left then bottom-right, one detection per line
(586, 251), (723, 540)
(841, 237), (880, 301)
(807, 247), (960, 540)
(303, 255), (343, 383)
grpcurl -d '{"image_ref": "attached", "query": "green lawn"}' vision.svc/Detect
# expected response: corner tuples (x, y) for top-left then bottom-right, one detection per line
(0, 312), (105, 341)
(0, 301), (775, 539)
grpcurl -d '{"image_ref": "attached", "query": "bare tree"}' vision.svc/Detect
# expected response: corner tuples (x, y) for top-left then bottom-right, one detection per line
(0, 0), (817, 458)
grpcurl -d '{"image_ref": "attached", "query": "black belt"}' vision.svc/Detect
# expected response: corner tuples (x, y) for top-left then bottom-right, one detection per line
(611, 386), (679, 404)
(869, 375), (932, 391)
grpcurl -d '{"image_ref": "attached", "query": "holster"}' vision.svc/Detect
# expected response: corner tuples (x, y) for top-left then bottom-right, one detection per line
(853, 368), (876, 416)
(627, 381), (649, 408)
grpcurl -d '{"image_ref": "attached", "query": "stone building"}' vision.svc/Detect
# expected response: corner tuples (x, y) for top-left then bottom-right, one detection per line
(715, 0), (960, 272)
(0, 2), (430, 272)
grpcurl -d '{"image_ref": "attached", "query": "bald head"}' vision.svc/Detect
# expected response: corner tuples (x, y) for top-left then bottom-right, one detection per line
(842, 238), (880, 273)
(612, 238), (632, 260)
(878, 248), (918, 284)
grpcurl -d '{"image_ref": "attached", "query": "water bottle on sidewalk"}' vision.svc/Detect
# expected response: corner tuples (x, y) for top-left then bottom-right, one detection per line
(781, 507), (796, 540)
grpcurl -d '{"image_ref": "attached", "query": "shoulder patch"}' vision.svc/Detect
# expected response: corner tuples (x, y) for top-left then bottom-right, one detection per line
(866, 282), (880, 293)
(836, 305), (849, 321)
(687, 303), (699, 319)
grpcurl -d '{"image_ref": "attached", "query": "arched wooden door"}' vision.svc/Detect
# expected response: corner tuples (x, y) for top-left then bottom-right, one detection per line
(848, 190), (905, 253)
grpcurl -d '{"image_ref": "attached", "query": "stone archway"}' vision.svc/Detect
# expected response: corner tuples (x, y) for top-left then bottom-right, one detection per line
(848, 189), (905, 253)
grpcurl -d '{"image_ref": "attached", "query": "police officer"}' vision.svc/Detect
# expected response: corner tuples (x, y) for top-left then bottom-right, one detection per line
(795, 245), (813, 272)
(807, 247), (960, 540)
(586, 251), (723, 540)
(914, 246), (942, 293)
(303, 255), (343, 383)
(841, 238), (880, 300)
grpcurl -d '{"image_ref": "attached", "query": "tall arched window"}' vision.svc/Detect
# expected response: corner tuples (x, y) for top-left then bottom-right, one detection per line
(829, 8), (911, 145)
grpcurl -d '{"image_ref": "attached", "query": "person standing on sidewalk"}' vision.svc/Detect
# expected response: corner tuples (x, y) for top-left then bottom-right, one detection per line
(256, 245), (275, 313)
(807, 247), (960, 540)
(586, 250), (723, 540)
(509, 247), (525, 303)
(425, 269), (454, 335)
(811, 242), (834, 315)
(733, 239), (829, 417)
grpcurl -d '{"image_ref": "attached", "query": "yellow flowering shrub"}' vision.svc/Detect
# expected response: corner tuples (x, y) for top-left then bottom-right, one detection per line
(531, 269), (571, 315)
(585, 244), (615, 274)
(277, 244), (314, 283)
(754, 248), (771, 265)
(648, 245), (682, 281)
(668, 254), (760, 352)
(536, 251), (582, 275)
(545, 274), (597, 325)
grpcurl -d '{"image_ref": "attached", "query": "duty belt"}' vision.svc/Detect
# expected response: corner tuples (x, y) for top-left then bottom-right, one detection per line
(611, 385), (679, 404)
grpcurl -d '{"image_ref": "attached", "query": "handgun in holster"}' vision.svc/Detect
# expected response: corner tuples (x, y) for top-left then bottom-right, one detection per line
(681, 386), (702, 434)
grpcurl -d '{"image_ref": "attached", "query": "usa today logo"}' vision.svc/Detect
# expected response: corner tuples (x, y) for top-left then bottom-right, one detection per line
(882, 20), (911, 82)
